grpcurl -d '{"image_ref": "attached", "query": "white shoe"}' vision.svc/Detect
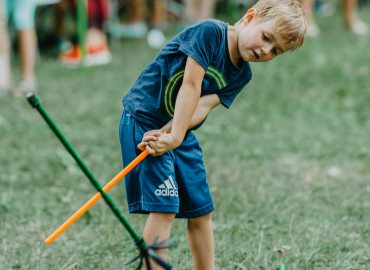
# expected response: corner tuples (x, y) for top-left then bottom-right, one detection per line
(306, 24), (320, 37)
(351, 21), (369, 36)
(12, 78), (37, 97)
(83, 50), (112, 67)
(83, 43), (112, 67)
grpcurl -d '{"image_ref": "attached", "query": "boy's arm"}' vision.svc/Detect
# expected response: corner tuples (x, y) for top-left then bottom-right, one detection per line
(144, 56), (206, 156)
(138, 94), (221, 150)
(161, 94), (220, 133)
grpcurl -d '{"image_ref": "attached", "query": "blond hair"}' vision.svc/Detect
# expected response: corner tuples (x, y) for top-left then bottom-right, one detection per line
(240, 0), (307, 51)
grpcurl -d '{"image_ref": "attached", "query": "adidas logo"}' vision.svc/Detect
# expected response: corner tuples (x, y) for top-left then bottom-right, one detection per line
(155, 176), (178, 197)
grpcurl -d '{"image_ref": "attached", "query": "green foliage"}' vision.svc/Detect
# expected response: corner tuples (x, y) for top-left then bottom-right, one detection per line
(1, 9), (370, 269)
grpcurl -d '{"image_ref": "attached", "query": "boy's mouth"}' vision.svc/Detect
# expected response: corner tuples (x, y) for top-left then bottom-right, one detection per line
(252, 50), (260, 59)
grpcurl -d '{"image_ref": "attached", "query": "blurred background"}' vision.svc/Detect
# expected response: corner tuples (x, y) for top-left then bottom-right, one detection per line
(0, 0), (370, 269)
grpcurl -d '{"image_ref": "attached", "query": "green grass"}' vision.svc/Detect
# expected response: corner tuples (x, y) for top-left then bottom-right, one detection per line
(1, 9), (370, 270)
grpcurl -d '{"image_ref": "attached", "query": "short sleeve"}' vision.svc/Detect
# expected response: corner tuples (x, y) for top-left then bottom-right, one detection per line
(217, 69), (252, 108)
(178, 20), (222, 71)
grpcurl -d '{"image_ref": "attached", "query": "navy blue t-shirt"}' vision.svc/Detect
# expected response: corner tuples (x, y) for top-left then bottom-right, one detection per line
(122, 19), (252, 129)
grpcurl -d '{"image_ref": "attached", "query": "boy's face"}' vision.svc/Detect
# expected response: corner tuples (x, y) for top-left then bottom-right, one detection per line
(238, 10), (293, 62)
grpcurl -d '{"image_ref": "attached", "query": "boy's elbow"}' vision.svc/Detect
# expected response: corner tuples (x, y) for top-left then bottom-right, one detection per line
(181, 81), (201, 95)
(201, 94), (221, 111)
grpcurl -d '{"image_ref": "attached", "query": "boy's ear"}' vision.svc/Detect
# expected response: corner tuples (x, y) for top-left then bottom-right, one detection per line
(244, 8), (257, 24)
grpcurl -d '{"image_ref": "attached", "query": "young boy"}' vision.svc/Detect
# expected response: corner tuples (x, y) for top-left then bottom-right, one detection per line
(119, 0), (306, 268)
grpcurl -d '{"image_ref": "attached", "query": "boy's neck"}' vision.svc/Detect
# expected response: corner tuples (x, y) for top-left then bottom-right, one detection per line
(227, 25), (243, 68)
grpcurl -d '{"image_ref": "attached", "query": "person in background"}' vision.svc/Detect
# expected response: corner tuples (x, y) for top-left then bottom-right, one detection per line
(110, 0), (217, 38)
(59, 0), (112, 66)
(4, 0), (38, 96)
(109, 0), (148, 38)
(108, 0), (170, 38)
(301, 0), (369, 36)
(0, 0), (11, 96)
(184, 0), (217, 24)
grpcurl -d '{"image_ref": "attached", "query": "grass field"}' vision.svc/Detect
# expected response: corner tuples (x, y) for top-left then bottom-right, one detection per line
(1, 8), (370, 270)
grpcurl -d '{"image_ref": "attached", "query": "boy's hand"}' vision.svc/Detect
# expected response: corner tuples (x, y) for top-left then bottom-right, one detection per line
(137, 130), (162, 151)
(138, 131), (180, 157)
(147, 133), (180, 156)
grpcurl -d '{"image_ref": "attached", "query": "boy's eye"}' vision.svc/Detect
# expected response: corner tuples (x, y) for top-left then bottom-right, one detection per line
(263, 34), (269, 41)
(273, 49), (277, 56)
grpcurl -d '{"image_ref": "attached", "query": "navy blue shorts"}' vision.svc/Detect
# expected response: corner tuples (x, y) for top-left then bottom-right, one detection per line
(119, 110), (214, 219)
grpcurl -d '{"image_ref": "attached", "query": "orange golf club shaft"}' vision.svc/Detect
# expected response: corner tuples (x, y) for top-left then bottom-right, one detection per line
(45, 150), (149, 245)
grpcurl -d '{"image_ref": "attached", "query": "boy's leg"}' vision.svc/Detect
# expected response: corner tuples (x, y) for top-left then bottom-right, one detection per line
(143, 212), (176, 270)
(172, 132), (215, 269)
(119, 113), (179, 268)
(187, 213), (214, 270)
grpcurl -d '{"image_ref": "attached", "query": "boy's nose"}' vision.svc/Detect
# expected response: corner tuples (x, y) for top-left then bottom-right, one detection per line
(262, 44), (274, 55)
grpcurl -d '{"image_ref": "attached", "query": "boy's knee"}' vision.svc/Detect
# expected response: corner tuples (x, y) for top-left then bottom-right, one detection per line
(150, 212), (176, 224)
(188, 213), (212, 229)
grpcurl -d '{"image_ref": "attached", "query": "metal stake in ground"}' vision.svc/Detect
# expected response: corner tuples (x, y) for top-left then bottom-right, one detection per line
(26, 93), (174, 270)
